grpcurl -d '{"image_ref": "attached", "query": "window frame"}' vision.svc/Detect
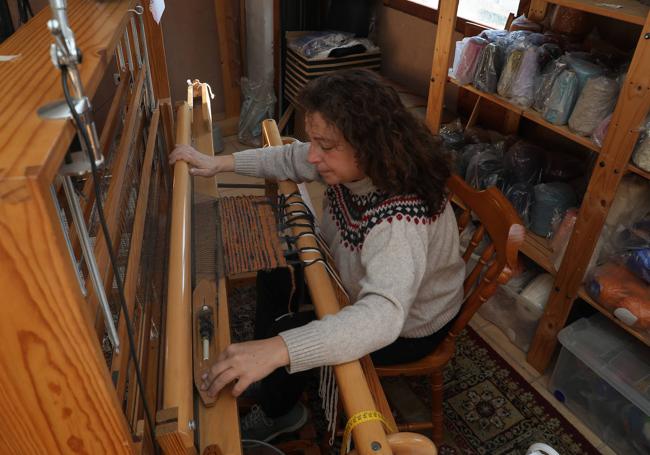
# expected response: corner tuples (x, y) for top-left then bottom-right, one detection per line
(383, 0), (523, 35)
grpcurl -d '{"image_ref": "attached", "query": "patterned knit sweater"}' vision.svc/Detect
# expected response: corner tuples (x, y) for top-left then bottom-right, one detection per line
(234, 141), (464, 373)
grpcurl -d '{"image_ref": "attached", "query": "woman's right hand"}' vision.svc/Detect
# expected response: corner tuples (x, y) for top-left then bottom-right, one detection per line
(169, 144), (235, 177)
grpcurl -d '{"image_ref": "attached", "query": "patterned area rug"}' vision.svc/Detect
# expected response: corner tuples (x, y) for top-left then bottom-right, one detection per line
(228, 285), (600, 455)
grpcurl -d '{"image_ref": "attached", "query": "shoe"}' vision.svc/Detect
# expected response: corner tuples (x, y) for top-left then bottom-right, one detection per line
(526, 443), (559, 455)
(240, 403), (309, 442)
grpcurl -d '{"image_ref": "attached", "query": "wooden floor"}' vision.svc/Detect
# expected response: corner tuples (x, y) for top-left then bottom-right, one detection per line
(216, 134), (617, 455)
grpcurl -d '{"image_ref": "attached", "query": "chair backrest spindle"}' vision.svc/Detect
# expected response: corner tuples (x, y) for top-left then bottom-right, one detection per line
(446, 175), (525, 339)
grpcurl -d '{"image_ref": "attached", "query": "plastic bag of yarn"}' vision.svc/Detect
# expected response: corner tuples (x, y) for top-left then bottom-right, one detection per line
(439, 119), (465, 150)
(536, 42), (563, 69)
(510, 45), (540, 107)
(497, 46), (525, 98)
(494, 30), (531, 64)
(613, 214), (650, 284)
(591, 113), (612, 147)
(453, 36), (488, 85)
(473, 42), (502, 93)
(631, 116), (650, 172)
(605, 175), (650, 231)
(463, 125), (505, 145)
(509, 14), (542, 33)
(550, 208), (578, 270)
(449, 37), (470, 78)
(550, 5), (592, 36)
(565, 53), (604, 91)
(465, 147), (506, 191)
(503, 140), (545, 185)
(524, 33), (553, 47)
(585, 262), (650, 329)
(453, 143), (486, 177)
(530, 182), (578, 237)
(504, 182), (534, 227)
(568, 76), (619, 136)
(533, 57), (568, 112)
(542, 69), (579, 125)
(542, 149), (585, 183)
(478, 29), (508, 43)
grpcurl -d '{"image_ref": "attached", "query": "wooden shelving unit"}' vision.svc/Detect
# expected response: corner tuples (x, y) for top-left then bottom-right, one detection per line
(448, 77), (601, 153)
(540, 0), (649, 25)
(577, 287), (650, 346)
(628, 163), (650, 179)
(521, 232), (557, 275)
(452, 193), (557, 275)
(428, 0), (650, 373)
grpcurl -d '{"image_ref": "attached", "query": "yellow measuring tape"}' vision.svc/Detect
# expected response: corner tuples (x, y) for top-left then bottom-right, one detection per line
(340, 410), (397, 455)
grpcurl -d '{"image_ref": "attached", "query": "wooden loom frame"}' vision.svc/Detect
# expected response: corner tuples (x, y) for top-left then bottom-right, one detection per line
(0, 1), (172, 453)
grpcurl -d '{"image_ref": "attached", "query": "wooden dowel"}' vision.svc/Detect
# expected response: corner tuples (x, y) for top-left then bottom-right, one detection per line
(350, 433), (437, 455)
(262, 119), (393, 455)
(159, 102), (194, 451)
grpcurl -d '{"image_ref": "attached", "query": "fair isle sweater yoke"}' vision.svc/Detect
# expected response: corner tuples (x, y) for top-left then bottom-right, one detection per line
(234, 141), (465, 374)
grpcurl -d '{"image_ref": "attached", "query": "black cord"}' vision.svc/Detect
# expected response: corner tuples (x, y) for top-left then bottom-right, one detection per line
(16, 0), (32, 24)
(61, 65), (158, 453)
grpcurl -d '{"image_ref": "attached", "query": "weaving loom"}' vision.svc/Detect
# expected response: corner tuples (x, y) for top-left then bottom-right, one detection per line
(0, 1), (438, 453)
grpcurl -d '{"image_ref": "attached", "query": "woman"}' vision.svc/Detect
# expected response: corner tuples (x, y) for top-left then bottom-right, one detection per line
(169, 68), (465, 442)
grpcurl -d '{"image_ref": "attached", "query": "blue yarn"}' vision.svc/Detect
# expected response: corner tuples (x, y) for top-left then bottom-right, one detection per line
(530, 182), (577, 237)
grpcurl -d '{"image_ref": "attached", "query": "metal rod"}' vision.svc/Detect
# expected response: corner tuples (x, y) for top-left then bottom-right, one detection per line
(116, 42), (126, 72)
(62, 176), (120, 352)
(50, 183), (87, 297)
(123, 29), (135, 74)
(129, 16), (142, 69)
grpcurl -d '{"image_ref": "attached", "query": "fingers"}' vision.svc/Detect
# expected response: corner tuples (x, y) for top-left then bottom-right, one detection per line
(200, 346), (241, 397)
(169, 144), (198, 165)
(205, 367), (239, 398)
(189, 167), (213, 177)
(231, 375), (252, 398)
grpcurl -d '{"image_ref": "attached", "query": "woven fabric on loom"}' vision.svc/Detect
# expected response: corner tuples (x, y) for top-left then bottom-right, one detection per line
(218, 196), (287, 275)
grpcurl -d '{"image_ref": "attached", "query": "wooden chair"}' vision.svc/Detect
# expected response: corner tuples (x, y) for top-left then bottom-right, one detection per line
(374, 174), (525, 446)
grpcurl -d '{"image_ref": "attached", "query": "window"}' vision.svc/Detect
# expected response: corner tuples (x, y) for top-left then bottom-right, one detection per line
(406, 0), (520, 29)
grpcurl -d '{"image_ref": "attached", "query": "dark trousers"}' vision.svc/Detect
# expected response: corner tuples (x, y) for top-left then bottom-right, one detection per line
(254, 267), (455, 418)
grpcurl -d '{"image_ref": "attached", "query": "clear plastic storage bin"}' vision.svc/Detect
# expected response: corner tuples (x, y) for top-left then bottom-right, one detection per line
(479, 285), (543, 351)
(548, 314), (650, 455)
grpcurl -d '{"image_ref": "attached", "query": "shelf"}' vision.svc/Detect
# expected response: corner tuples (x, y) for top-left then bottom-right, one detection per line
(578, 286), (650, 346)
(448, 77), (602, 153)
(544, 0), (649, 26)
(521, 231), (557, 275)
(628, 163), (650, 180)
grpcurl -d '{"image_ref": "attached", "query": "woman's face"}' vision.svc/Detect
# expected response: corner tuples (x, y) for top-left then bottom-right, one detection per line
(305, 111), (366, 185)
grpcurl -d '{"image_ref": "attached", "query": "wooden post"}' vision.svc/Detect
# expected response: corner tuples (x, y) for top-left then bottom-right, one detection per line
(214, 0), (242, 118)
(425, 0), (459, 134)
(143, 5), (171, 100)
(528, 14), (650, 372)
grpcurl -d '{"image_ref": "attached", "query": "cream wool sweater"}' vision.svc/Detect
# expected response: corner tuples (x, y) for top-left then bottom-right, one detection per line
(234, 141), (464, 373)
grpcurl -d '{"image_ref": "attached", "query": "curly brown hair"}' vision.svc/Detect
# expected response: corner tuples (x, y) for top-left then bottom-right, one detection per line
(298, 68), (451, 216)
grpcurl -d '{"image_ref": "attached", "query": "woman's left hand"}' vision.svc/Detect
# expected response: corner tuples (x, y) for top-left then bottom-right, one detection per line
(201, 336), (290, 397)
